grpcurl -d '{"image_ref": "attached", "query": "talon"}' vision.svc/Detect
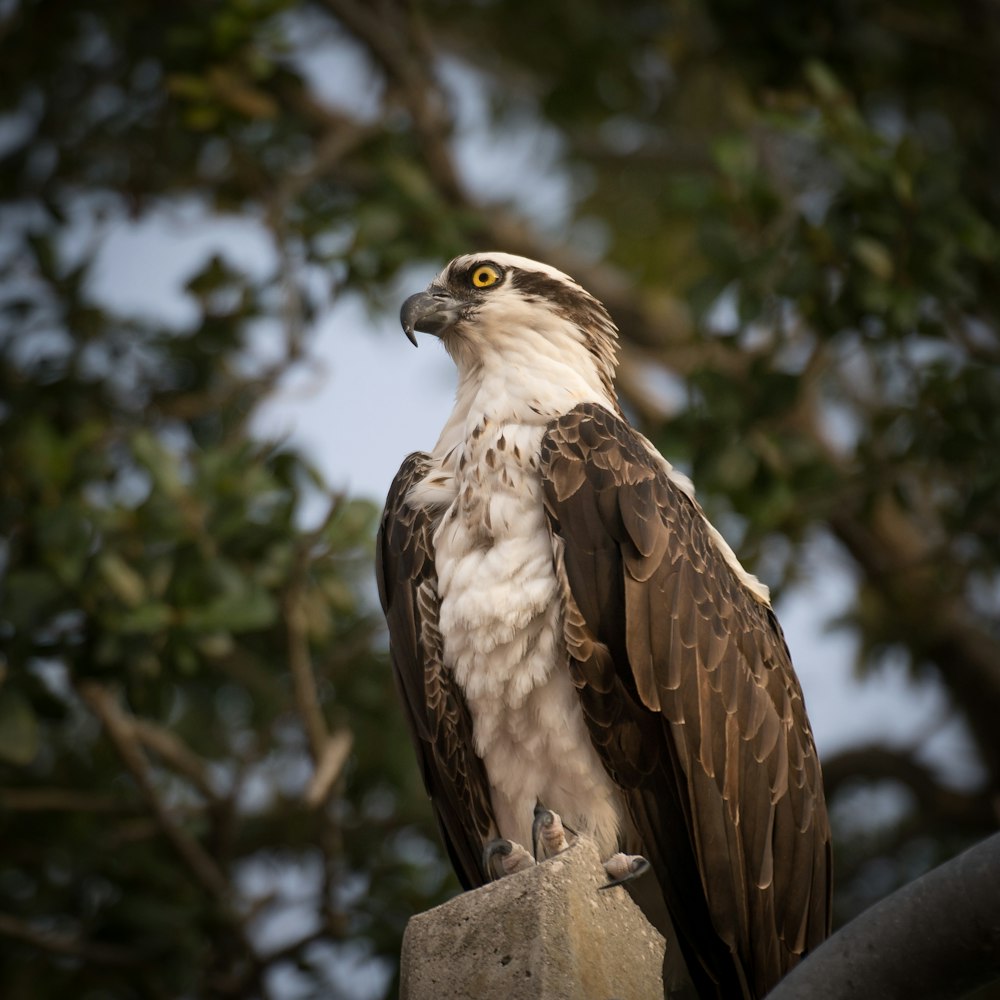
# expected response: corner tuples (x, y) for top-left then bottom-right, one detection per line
(483, 838), (534, 880)
(599, 852), (651, 889)
(532, 804), (575, 860)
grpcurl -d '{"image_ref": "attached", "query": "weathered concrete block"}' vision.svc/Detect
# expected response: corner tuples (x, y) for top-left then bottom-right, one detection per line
(400, 838), (666, 1000)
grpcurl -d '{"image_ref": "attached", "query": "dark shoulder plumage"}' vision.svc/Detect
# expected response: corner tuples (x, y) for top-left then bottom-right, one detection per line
(539, 402), (832, 1000)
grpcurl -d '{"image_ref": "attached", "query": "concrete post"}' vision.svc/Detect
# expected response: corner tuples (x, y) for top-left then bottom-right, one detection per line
(400, 838), (666, 999)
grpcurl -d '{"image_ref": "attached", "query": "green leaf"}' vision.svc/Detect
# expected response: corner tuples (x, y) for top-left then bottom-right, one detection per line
(183, 586), (277, 633)
(852, 236), (894, 281)
(804, 60), (844, 103)
(97, 552), (147, 607)
(2, 569), (64, 630)
(131, 430), (186, 501)
(111, 602), (175, 635)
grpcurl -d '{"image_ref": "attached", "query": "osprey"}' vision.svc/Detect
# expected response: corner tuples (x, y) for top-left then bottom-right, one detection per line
(376, 252), (831, 999)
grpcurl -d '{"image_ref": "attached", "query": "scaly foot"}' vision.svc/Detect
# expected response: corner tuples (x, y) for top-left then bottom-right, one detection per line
(532, 805), (576, 860)
(483, 838), (535, 880)
(599, 852), (651, 889)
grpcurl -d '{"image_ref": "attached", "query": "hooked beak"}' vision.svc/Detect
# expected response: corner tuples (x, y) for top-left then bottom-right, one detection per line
(400, 288), (462, 347)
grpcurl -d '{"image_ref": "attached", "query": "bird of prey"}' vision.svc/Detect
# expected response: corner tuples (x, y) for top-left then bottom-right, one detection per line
(376, 252), (832, 999)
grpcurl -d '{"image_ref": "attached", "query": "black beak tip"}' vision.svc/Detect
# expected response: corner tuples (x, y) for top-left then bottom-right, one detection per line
(400, 288), (457, 344)
(400, 292), (424, 347)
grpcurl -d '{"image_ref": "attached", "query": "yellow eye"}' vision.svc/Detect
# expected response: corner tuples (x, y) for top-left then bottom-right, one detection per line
(471, 265), (500, 288)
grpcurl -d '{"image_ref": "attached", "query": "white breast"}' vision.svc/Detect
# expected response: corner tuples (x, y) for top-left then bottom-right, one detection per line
(423, 417), (623, 857)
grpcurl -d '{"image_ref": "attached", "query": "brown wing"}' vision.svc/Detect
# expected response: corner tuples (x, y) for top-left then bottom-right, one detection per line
(540, 403), (832, 1000)
(376, 453), (496, 888)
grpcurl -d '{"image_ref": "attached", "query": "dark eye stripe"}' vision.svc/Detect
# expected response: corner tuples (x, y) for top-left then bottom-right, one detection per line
(509, 269), (588, 314)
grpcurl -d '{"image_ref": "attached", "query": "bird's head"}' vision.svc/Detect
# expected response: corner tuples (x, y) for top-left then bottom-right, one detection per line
(400, 252), (620, 410)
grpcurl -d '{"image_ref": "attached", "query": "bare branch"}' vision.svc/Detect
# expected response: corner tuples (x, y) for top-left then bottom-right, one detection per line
(261, 926), (331, 966)
(305, 729), (354, 808)
(823, 743), (997, 832)
(0, 788), (137, 812)
(830, 507), (1000, 787)
(271, 97), (378, 213)
(0, 912), (139, 967)
(319, 0), (463, 202)
(131, 718), (216, 801)
(285, 494), (352, 765)
(264, 103), (379, 367)
(78, 682), (232, 901)
(283, 590), (328, 762)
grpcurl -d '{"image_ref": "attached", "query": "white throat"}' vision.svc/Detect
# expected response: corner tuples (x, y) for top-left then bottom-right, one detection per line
(428, 316), (619, 473)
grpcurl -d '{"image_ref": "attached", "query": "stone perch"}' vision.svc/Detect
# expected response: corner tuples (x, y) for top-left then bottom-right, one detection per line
(400, 838), (666, 999)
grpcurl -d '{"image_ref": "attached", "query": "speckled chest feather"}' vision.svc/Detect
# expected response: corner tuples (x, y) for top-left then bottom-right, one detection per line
(421, 415), (623, 856)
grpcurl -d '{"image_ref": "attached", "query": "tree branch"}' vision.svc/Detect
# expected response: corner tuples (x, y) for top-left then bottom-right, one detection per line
(305, 728), (354, 808)
(283, 589), (328, 762)
(0, 788), (137, 812)
(822, 743), (997, 832)
(78, 682), (232, 901)
(830, 506), (1000, 788)
(320, 0), (464, 202)
(0, 912), (139, 967)
(283, 494), (356, 769)
(131, 717), (216, 801)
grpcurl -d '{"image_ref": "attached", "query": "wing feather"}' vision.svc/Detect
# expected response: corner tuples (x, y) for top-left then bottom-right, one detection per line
(540, 403), (831, 1000)
(376, 454), (496, 888)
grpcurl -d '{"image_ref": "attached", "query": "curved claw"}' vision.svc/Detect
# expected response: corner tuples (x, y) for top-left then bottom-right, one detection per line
(599, 853), (651, 890)
(532, 805), (574, 860)
(483, 838), (510, 880)
(483, 838), (534, 880)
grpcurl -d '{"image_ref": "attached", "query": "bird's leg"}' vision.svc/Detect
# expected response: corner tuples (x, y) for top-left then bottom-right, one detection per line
(483, 838), (534, 880)
(532, 804), (577, 860)
(600, 852), (651, 889)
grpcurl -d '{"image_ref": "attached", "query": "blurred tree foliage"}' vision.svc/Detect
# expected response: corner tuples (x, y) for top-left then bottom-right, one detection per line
(1, 0), (998, 997)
